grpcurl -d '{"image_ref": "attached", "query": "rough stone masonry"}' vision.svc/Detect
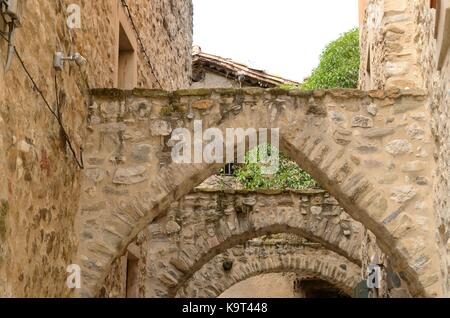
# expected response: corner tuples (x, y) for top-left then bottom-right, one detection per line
(78, 87), (439, 298)
(0, 0), (193, 297)
(0, 0), (449, 298)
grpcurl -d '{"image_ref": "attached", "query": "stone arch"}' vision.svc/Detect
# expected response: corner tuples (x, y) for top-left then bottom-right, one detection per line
(77, 87), (442, 297)
(174, 245), (361, 298)
(143, 189), (363, 297)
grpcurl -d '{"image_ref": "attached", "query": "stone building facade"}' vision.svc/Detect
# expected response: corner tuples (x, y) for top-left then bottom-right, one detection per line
(0, 0), (193, 297)
(359, 0), (450, 296)
(95, 0), (450, 298)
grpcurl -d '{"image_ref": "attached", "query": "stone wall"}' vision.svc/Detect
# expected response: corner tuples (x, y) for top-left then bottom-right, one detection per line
(135, 187), (407, 298)
(100, 237), (148, 298)
(176, 243), (361, 298)
(0, 0), (192, 297)
(99, 174), (363, 298)
(428, 4), (450, 295)
(359, 0), (433, 90)
(359, 0), (449, 295)
(142, 188), (363, 297)
(80, 86), (442, 297)
(99, 184), (409, 298)
(1, 0), (447, 298)
(360, 230), (411, 298)
(431, 54), (450, 296)
(101, 0), (450, 297)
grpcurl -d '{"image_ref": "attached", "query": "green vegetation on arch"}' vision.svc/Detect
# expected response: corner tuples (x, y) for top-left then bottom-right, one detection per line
(232, 144), (319, 190)
(231, 29), (360, 190)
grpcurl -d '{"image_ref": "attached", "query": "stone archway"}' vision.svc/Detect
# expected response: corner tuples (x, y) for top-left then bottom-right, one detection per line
(174, 244), (360, 298)
(143, 188), (363, 297)
(77, 87), (442, 297)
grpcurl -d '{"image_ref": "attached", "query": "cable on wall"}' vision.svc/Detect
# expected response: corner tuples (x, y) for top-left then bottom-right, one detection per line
(120, 0), (164, 89)
(0, 31), (84, 169)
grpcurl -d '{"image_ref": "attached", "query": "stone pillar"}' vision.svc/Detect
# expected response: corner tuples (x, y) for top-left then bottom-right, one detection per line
(359, 0), (436, 90)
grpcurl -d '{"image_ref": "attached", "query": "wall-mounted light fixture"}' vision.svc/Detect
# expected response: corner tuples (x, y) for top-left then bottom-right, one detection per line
(53, 52), (87, 70)
(2, 0), (22, 25)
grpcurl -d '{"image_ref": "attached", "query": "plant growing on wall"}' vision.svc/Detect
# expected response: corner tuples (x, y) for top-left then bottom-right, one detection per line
(233, 144), (319, 190)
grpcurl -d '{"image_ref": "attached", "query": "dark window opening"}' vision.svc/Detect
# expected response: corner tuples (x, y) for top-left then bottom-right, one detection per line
(223, 163), (235, 176)
(294, 279), (350, 298)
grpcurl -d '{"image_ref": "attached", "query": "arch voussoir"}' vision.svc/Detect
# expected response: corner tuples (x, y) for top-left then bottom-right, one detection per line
(142, 189), (364, 297)
(176, 245), (360, 298)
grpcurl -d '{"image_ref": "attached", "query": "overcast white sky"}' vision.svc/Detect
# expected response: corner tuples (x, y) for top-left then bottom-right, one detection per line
(193, 0), (358, 82)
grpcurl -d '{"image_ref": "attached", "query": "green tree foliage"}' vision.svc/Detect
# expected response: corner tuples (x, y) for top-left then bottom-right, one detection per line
(302, 28), (360, 90)
(233, 144), (319, 190)
(233, 29), (360, 190)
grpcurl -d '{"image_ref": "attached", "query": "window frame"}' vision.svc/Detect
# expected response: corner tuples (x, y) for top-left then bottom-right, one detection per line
(114, 2), (138, 89)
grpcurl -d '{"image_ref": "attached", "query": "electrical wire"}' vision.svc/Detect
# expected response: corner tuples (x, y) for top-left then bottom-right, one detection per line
(120, 0), (164, 89)
(0, 31), (84, 169)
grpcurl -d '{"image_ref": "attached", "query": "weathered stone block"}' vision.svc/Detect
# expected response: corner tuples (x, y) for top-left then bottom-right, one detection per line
(401, 161), (425, 173)
(192, 100), (214, 110)
(132, 144), (152, 162)
(385, 139), (412, 156)
(150, 120), (172, 136)
(310, 206), (322, 215)
(385, 61), (409, 77)
(113, 166), (149, 185)
(352, 115), (373, 128)
(406, 123), (425, 140)
(330, 111), (346, 125)
(85, 168), (107, 183)
(367, 104), (378, 116)
(391, 186), (417, 203)
(165, 221), (181, 235)
(363, 127), (395, 139)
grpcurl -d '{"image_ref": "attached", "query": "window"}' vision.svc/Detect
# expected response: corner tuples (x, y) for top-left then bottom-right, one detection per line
(118, 22), (137, 89)
(223, 163), (235, 176)
(115, 3), (137, 89)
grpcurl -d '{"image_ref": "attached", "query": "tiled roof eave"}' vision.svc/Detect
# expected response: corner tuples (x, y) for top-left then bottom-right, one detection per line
(193, 52), (300, 86)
